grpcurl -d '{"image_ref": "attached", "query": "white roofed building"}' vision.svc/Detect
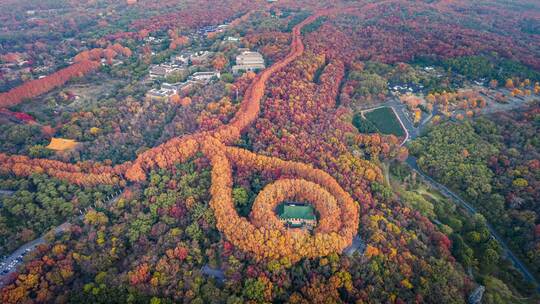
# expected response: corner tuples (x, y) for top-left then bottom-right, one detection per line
(232, 51), (265, 74)
(190, 71), (221, 82)
(149, 64), (186, 79)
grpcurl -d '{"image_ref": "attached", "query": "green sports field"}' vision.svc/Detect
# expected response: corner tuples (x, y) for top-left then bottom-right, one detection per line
(364, 107), (405, 137)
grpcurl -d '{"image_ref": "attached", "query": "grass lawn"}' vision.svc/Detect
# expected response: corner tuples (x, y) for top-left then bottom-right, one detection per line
(364, 107), (405, 137)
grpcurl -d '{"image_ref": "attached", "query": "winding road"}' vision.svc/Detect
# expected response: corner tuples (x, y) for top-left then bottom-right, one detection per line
(0, 5), (365, 283)
(1, 3), (538, 292)
(396, 98), (540, 290)
(359, 90), (540, 288)
(0, 189), (124, 287)
(406, 156), (539, 289)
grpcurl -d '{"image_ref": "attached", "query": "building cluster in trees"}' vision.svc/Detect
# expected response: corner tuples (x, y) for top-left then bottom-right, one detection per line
(0, 61), (100, 108)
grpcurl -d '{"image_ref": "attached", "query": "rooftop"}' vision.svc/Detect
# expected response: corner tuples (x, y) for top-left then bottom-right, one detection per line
(278, 203), (316, 221)
(235, 51), (265, 68)
(192, 71), (220, 76)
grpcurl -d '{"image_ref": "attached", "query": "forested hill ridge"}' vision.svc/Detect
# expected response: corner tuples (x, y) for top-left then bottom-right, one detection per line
(0, 0), (539, 303)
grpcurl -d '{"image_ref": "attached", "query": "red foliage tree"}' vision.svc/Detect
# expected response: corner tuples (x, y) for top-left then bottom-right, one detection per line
(0, 60), (100, 108)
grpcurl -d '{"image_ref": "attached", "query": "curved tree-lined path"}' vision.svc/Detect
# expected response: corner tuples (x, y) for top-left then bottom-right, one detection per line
(0, 7), (365, 261)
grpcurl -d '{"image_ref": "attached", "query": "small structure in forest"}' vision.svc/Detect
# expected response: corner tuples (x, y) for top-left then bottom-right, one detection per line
(46, 138), (79, 151)
(278, 203), (316, 229)
(190, 71), (220, 82)
(224, 36), (240, 42)
(146, 82), (189, 101)
(468, 285), (485, 304)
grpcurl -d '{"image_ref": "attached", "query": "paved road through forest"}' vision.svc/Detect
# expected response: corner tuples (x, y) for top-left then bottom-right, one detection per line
(406, 155), (540, 290)
(0, 190), (124, 287)
(346, 86), (539, 288)
(365, 94), (540, 289)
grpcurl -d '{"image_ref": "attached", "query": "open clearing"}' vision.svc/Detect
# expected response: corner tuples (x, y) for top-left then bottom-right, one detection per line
(364, 107), (405, 137)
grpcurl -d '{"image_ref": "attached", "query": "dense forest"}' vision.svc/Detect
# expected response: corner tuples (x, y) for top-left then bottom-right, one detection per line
(1, 0), (540, 303)
(410, 103), (540, 277)
(0, 174), (115, 256)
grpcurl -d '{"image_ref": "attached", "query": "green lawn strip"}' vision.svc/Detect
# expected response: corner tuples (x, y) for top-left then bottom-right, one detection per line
(364, 107), (405, 137)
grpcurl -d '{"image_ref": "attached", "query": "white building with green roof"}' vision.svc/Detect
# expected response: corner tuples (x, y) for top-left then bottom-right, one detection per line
(277, 203), (316, 229)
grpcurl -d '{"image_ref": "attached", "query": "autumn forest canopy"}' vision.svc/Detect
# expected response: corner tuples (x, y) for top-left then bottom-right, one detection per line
(0, 0), (539, 303)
